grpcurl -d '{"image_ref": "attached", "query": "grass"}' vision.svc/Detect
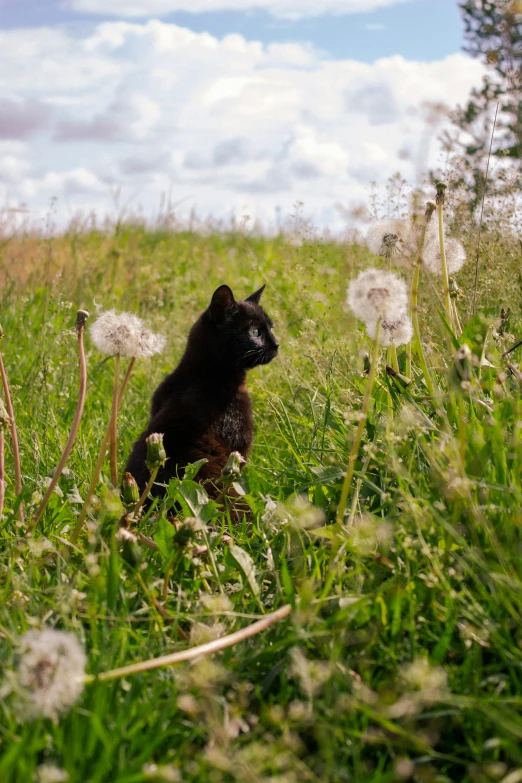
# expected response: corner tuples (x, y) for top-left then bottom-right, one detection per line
(0, 216), (522, 782)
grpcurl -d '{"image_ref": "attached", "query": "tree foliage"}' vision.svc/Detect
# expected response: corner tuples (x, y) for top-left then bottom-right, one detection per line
(443, 1), (522, 212)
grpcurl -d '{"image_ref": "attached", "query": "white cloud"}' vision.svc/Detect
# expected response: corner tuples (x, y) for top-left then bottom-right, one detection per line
(0, 20), (484, 231)
(67, 0), (412, 20)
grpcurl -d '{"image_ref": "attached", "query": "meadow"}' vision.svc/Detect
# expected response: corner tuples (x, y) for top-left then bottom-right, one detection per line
(0, 191), (522, 783)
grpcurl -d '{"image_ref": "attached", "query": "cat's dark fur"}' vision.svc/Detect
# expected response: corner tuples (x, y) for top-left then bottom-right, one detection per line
(124, 284), (279, 495)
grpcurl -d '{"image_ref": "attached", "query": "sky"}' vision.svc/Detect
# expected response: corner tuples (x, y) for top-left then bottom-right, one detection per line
(0, 0), (484, 232)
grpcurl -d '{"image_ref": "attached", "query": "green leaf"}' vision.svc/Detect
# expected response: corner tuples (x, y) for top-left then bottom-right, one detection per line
(227, 544), (260, 598)
(154, 515), (175, 559)
(168, 478), (209, 516)
(183, 459), (208, 481)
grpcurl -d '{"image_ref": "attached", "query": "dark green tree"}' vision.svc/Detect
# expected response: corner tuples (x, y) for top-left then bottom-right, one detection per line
(443, 1), (522, 212)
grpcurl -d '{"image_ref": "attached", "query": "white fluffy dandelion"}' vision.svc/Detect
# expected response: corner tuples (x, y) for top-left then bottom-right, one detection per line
(12, 628), (86, 720)
(367, 314), (414, 348)
(423, 233), (466, 275)
(347, 268), (409, 325)
(136, 327), (167, 359)
(365, 220), (417, 260)
(90, 310), (165, 358)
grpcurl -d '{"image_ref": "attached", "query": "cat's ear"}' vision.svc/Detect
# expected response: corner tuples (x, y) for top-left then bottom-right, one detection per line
(210, 285), (236, 321)
(245, 284), (266, 305)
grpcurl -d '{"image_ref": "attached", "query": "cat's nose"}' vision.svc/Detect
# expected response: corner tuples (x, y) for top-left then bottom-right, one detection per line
(272, 337), (279, 352)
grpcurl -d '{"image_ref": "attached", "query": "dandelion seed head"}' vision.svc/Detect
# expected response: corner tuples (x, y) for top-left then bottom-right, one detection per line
(13, 628), (86, 720)
(423, 232), (466, 275)
(90, 310), (165, 358)
(366, 314), (414, 347)
(347, 268), (409, 327)
(365, 220), (416, 259)
(136, 328), (166, 359)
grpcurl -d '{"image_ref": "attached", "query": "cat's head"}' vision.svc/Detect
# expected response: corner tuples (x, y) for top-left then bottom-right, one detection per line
(202, 284), (279, 370)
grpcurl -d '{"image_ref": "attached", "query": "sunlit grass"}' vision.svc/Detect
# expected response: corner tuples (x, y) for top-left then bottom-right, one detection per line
(0, 215), (521, 782)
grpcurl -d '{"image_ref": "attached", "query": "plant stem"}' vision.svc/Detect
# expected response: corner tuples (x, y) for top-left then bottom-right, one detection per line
(109, 354), (121, 487)
(29, 313), (89, 535)
(390, 345), (399, 372)
(71, 420), (112, 545)
(437, 193), (453, 329)
(132, 466), (159, 523)
(0, 430), (5, 520)
(405, 340), (412, 380)
(336, 319), (381, 526)
(411, 263), (435, 396)
(0, 352), (24, 523)
(452, 299), (463, 337)
(118, 357), (136, 406)
(85, 604), (292, 683)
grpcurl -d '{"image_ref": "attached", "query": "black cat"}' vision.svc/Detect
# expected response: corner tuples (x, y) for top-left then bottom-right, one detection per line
(124, 284), (279, 495)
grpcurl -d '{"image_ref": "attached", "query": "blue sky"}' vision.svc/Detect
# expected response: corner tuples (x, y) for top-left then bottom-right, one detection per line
(0, 0), (482, 231)
(2, 0), (463, 62)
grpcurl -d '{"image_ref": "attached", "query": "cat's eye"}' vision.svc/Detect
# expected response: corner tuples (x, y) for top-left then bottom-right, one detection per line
(249, 327), (260, 338)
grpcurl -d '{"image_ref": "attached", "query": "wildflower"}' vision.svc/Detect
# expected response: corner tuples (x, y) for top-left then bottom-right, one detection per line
(37, 765), (70, 783)
(365, 220), (416, 260)
(401, 657), (447, 692)
(289, 648), (330, 698)
(423, 231), (466, 275)
(122, 471), (140, 507)
(347, 268), (409, 326)
(145, 432), (167, 470)
(11, 628), (86, 720)
(142, 764), (181, 782)
(366, 314), (414, 348)
(222, 451), (245, 477)
(199, 594), (233, 613)
(344, 513), (393, 555)
(90, 310), (165, 358)
(264, 494), (325, 531)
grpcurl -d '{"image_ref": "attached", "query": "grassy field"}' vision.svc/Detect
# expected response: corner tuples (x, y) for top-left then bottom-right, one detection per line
(1, 211), (522, 783)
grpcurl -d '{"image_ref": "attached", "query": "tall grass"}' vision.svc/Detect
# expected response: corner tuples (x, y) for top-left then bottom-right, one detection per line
(0, 206), (521, 782)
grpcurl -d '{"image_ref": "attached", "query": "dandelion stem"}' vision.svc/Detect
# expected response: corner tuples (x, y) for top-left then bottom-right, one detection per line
(411, 263), (435, 396)
(405, 340), (412, 380)
(71, 422), (112, 544)
(390, 345), (399, 372)
(85, 604), (292, 683)
(436, 185), (453, 330)
(0, 350), (24, 523)
(29, 311), (89, 535)
(337, 319), (381, 525)
(109, 354), (121, 487)
(0, 430), (5, 520)
(132, 466), (160, 523)
(118, 357), (136, 406)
